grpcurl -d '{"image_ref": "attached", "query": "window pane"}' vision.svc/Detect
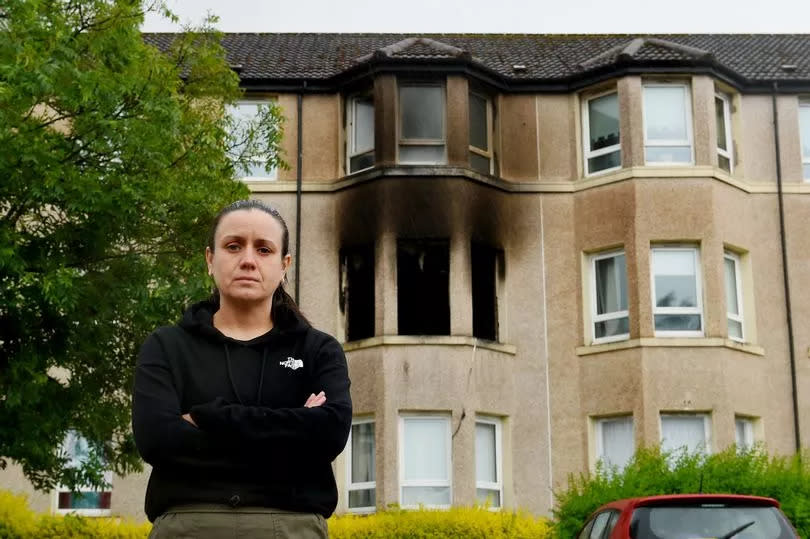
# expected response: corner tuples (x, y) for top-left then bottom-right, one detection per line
(402, 486), (451, 506)
(399, 145), (445, 164)
(724, 257), (739, 316)
(354, 97), (374, 153)
(715, 96), (728, 151)
(469, 93), (488, 150)
(600, 417), (634, 470)
(403, 418), (448, 480)
(661, 415), (707, 454)
(476, 488), (501, 507)
(351, 422), (375, 483)
(401, 86), (443, 140)
(588, 150), (621, 174)
(728, 319), (743, 340)
(594, 317), (629, 339)
(470, 152), (491, 175)
(244, 160), (276, 179)
(475, 423), (497, 483)
(803, 163), (810, 180)
(735, 418), (752, 450)
(588, 93), (620, 151)
(349, 488), (375, 508)
(350, 151), (375, 173)
(590, 512), (613, 539)
(644, 86), (689, 141)
(645, 146), (692, 163)
(654, 314), (702, 331)
(227, 102), (258, 159)
(653, 251), (697, 308)
(718, 154), (731, 172)
(595, 254), (628, 314)
(800, 105), (810, 159)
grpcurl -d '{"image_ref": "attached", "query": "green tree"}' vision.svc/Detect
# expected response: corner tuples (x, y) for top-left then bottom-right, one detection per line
(0, 0), (285, 491)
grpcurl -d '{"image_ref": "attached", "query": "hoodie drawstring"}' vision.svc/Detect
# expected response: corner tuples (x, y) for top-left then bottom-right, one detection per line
(224, 344), (268, 406)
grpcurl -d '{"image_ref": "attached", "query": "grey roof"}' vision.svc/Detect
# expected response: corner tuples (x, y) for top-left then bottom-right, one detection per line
(142, 33), (810, 88)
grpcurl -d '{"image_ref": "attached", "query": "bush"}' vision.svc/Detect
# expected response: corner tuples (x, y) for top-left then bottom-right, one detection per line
(0, 491), (150, 539)
(328, 506), (552, 538)
(553, 446), (810, 538)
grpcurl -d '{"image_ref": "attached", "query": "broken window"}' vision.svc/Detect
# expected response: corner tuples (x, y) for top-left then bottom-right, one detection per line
(472, 243), (501, 341)
(340, 245), (375, 341)
(397, 239), (450, 335)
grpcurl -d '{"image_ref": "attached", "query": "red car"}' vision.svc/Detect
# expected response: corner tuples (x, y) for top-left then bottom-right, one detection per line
(577, 494), (799, 539)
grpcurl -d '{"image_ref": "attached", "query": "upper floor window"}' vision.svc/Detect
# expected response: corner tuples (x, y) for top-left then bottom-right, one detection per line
(475, 416), (502, 508)
(651, 246), (703, 337)
(643, 83), (693, 165)
(227, 99), (278, 180)
(715, 92), (733, 173)
(583, 91), (621, 176)
(590, 250), (629, 344)
(400, 415), (452, 508)
(472, 243), (503, 341)
(469, 91), (493, 175)
(340, 245), (375, 342)
(595, 415), (634, 472)
(800, 101), (810, 180)
(347, 418), (376, 512)
(55, 431), (111, 516)
(347, 94), (375, 173)
(724, 251), (745, 342)
(399, 83), (446, 165)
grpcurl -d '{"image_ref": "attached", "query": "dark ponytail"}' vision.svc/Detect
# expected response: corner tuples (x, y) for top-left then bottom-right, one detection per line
(207, 199), (310, 330)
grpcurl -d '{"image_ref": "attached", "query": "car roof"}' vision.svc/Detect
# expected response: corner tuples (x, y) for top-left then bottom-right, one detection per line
(596, 494), (781, 513)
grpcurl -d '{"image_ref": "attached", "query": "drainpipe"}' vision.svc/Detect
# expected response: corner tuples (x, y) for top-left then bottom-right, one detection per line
(295, 85), (305, 302)
(771, 81), (801, 452)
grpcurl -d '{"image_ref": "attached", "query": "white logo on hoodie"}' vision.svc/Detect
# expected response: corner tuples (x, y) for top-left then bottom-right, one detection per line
(279, 357), (304, 371)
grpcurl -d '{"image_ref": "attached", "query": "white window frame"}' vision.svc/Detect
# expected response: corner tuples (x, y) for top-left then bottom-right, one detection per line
(715, 92), (734, 173)
(735, 416), (755, 451)
(228, 98), (279, 181)
(346, 417), (376, 513)
(52, 432), (112, 517)
(594, 415), (634, 471)
(469, 91), (494, 174)
(659, 412), (712, 455)
(650, 246), (704, 338)
(590, 249), (630, 344)
(346, 94), (375, 174)
(800, 101), (810, 181)
(475, 416), (503, 509)
(582, 89), (622, 177)
(642, 83), (694, 166)
(398, 82), (447, 165)
(399, 414), (452, 509)
(724, 251), (745, 343)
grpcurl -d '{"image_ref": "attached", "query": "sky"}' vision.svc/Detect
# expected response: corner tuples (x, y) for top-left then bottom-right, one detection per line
(141, 0), (810, 34)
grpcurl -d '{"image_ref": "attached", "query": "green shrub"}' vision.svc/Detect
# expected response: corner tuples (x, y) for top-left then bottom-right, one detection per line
(0, 491), (150, 539)
(553, 446), (810, 538)
(328, 506), (552, 538)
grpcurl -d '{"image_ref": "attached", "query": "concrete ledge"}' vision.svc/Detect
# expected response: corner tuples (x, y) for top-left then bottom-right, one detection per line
(342, 335), (517, 355)
(576, 337), (765, 357)
(245, 165), (810, 195)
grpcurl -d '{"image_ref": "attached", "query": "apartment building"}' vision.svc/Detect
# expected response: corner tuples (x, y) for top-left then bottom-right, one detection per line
(4, 33), (810, 520)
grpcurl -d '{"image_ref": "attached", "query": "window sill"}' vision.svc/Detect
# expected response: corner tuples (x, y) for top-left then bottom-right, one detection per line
(343, 335), (516, 355)
(576, 337), (764, 357)
(54, 509), (111, 517)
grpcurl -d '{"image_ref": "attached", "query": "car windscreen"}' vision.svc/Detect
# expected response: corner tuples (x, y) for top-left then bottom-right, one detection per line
(629, 504), (796, 539)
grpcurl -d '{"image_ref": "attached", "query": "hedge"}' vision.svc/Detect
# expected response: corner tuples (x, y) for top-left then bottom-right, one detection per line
(553, 446), (810, 538)
(0, 490), (551, 539)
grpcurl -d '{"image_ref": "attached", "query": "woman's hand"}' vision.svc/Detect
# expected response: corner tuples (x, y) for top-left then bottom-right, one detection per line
(304, 391), (327, 408)
(182, 413), (198, 427)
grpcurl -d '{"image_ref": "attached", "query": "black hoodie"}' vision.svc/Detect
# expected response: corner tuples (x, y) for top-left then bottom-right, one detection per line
(132, 299), (352, 522)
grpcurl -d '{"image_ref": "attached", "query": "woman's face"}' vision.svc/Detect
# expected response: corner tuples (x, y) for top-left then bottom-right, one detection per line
(206, 209), (291, 306)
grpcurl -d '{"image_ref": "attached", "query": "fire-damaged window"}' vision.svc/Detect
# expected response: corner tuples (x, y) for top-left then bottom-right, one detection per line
(397, 239), (450, 335)
(340, 245), (375, 341)
(472, 243), (503, 341)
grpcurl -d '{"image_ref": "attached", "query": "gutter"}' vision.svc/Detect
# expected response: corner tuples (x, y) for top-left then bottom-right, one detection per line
(771, 81), (801, 452)
(295, 85), (304, 302)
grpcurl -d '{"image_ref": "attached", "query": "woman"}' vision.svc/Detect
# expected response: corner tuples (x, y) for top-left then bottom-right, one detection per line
(133, 200), (352, 538)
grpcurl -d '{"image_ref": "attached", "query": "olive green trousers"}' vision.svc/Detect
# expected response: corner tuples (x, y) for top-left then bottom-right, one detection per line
(148, 505), (328, 539)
